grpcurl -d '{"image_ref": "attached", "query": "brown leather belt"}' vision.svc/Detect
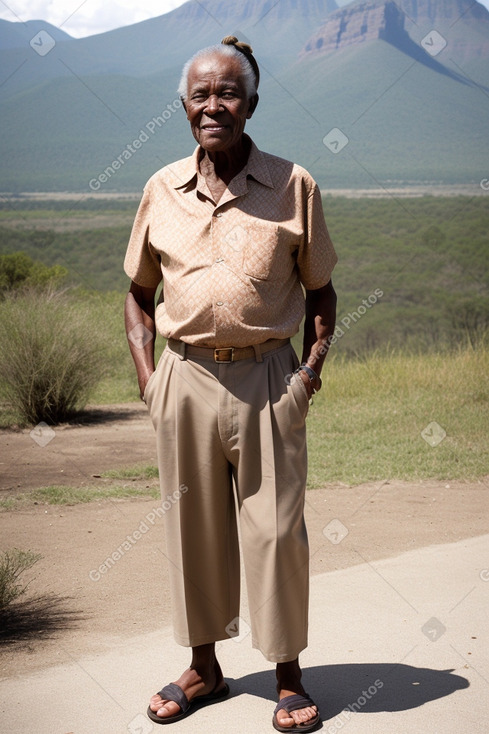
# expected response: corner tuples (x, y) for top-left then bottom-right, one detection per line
(167, 337), (290, 363)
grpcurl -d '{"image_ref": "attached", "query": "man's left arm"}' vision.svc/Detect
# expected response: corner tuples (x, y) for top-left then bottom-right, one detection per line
(299, 279), (337, 398)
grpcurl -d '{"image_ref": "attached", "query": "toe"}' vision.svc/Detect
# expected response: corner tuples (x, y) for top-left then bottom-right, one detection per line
(276, 709), (295, 728)
(291, 704), (318, 724)
(157, 701), (181, 718)
(149, 694), (162, 712)
(149, 695), (181, 718)
(277, 704), (318, 728)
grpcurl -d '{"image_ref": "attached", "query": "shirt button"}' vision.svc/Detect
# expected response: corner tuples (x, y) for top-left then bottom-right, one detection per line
(215, 257), (224, 263)
(216, 301), (224, 306)
(215, 212), (223, 217)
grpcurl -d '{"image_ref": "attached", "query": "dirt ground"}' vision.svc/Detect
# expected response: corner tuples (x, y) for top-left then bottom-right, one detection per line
(0, 404), (487, 680)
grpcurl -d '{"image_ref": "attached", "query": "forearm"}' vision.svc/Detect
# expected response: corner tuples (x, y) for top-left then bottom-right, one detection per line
(301, 280), (337, 380)
(124, 283), (157, 397)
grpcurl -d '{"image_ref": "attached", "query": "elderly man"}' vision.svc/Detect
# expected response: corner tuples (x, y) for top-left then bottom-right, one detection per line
(124, 36), (337, 732)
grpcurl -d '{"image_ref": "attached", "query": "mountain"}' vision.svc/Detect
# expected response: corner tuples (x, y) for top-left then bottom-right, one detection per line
(0, 0), (338, 93)
(0, 0), (488, 191)
(0, 19), (73, 50)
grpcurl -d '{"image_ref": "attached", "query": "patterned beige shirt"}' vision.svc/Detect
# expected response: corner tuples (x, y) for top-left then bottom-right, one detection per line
(124, 136), (337, 348)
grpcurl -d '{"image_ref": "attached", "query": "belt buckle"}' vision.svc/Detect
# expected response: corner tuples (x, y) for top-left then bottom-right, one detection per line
(214, 347), (234, 363)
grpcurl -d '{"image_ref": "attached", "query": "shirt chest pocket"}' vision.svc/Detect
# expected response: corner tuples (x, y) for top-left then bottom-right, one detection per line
(242, 223), (296, 281)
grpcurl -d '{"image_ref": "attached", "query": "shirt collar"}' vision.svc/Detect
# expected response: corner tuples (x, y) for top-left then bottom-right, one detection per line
(171, 135), (274, 192)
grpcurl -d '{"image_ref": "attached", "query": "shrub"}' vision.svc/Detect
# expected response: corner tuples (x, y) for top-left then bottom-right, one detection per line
(0, 252), (67, 297)
(0, 287), (107, 424)
(0, 548), (41, 609)
(0, 548), (83, 643)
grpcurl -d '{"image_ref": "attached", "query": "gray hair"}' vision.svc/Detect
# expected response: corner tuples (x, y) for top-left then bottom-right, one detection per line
(177, 44), (257, 101)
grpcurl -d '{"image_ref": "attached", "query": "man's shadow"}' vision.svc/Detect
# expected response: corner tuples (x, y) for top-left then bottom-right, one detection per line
(226, 663), (469, 720)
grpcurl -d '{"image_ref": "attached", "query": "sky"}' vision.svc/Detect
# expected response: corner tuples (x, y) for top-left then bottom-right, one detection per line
(1, 0), (489, 37)
(0, 0), (188, 37)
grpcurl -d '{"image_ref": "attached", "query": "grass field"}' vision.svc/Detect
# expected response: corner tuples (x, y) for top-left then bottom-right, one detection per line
(0, 484), (160, 511)
(306, 346), (488, 487)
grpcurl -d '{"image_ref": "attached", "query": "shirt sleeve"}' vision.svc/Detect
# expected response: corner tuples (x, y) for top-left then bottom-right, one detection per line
(296, 183), (338, 290)
(123, 182), (163, 288)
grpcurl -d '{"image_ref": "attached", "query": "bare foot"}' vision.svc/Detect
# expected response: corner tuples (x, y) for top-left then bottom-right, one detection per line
(149, 653), (225, 720)
(275, 659), (318, 729)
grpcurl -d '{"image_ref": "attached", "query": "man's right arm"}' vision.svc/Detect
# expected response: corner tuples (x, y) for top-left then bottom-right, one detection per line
(124, 281), (158, 399)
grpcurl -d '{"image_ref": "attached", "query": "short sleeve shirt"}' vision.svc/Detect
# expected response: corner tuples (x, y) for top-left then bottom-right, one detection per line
(124, 136), (337, 348)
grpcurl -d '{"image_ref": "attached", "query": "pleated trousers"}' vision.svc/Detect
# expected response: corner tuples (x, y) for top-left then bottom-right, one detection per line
(144, 340), (310, 663)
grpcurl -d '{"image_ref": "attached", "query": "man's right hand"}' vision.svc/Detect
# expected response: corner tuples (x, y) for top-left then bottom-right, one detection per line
(139, 370), (155, 401)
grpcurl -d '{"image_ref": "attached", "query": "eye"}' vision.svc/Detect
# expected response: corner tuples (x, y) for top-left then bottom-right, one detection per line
(190, 93), (206, 102)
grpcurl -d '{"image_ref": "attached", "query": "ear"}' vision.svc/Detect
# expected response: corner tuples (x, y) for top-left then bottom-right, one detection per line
(181, 96), (189, 118)
(246, 93), (259, 119)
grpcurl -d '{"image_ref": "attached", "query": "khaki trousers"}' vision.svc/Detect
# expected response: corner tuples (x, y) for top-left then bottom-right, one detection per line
(144, 340), (310, 663)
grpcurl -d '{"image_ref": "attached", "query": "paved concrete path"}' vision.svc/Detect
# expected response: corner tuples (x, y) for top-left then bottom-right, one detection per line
(1, 535), (488, 733)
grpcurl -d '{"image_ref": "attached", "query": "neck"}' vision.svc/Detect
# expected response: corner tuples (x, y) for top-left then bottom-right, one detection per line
(201, 135), (251, 184)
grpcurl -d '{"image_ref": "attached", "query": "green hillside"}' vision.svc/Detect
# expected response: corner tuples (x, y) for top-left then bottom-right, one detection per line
(0, 69), (191, 192)
(258, 40), (489, 187)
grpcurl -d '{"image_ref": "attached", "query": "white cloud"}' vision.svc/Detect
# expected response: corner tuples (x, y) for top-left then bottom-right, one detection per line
(0, 0), (188, 37)
(1, 0), (489, 37)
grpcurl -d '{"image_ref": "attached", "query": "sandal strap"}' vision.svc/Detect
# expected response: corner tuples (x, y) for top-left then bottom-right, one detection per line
(157, 682), (190, 713)
(274, 693), (316, 715)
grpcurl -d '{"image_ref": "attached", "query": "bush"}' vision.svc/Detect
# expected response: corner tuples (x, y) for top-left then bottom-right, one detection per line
(0, 548), (83, 643)
(0, 287), (107, 424)
(0, 252), (66, 297)
(0, 548), (41, 609)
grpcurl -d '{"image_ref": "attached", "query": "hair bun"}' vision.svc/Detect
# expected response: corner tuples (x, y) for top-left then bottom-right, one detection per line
(221, 35), (254, 55)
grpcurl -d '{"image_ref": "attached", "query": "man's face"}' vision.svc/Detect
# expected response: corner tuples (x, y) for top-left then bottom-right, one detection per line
(184, 53), (255, 152)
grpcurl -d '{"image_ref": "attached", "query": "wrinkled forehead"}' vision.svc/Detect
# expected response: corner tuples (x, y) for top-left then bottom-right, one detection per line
(187, 53), (245, 89)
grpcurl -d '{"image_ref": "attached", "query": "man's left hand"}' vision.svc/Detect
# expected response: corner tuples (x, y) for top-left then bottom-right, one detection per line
(297, 368), (317, 400)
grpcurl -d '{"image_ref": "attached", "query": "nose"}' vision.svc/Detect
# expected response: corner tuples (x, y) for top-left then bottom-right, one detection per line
(205, 94), (221, 114)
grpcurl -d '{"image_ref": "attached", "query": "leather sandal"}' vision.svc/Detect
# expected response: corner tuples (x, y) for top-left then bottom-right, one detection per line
(272, 693), (321, 732)
(147, 679), (229, 724)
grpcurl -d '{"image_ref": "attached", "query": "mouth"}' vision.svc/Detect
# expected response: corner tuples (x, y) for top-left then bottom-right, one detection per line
(201, 124), (228, 132)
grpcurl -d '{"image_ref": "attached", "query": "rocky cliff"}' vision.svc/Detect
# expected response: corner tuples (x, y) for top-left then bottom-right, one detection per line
(302, 0), (402, 53)
(300, 0), (489, 60)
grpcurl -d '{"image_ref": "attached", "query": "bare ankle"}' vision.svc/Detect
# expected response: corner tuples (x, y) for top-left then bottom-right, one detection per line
(276, 658), (303, 694)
